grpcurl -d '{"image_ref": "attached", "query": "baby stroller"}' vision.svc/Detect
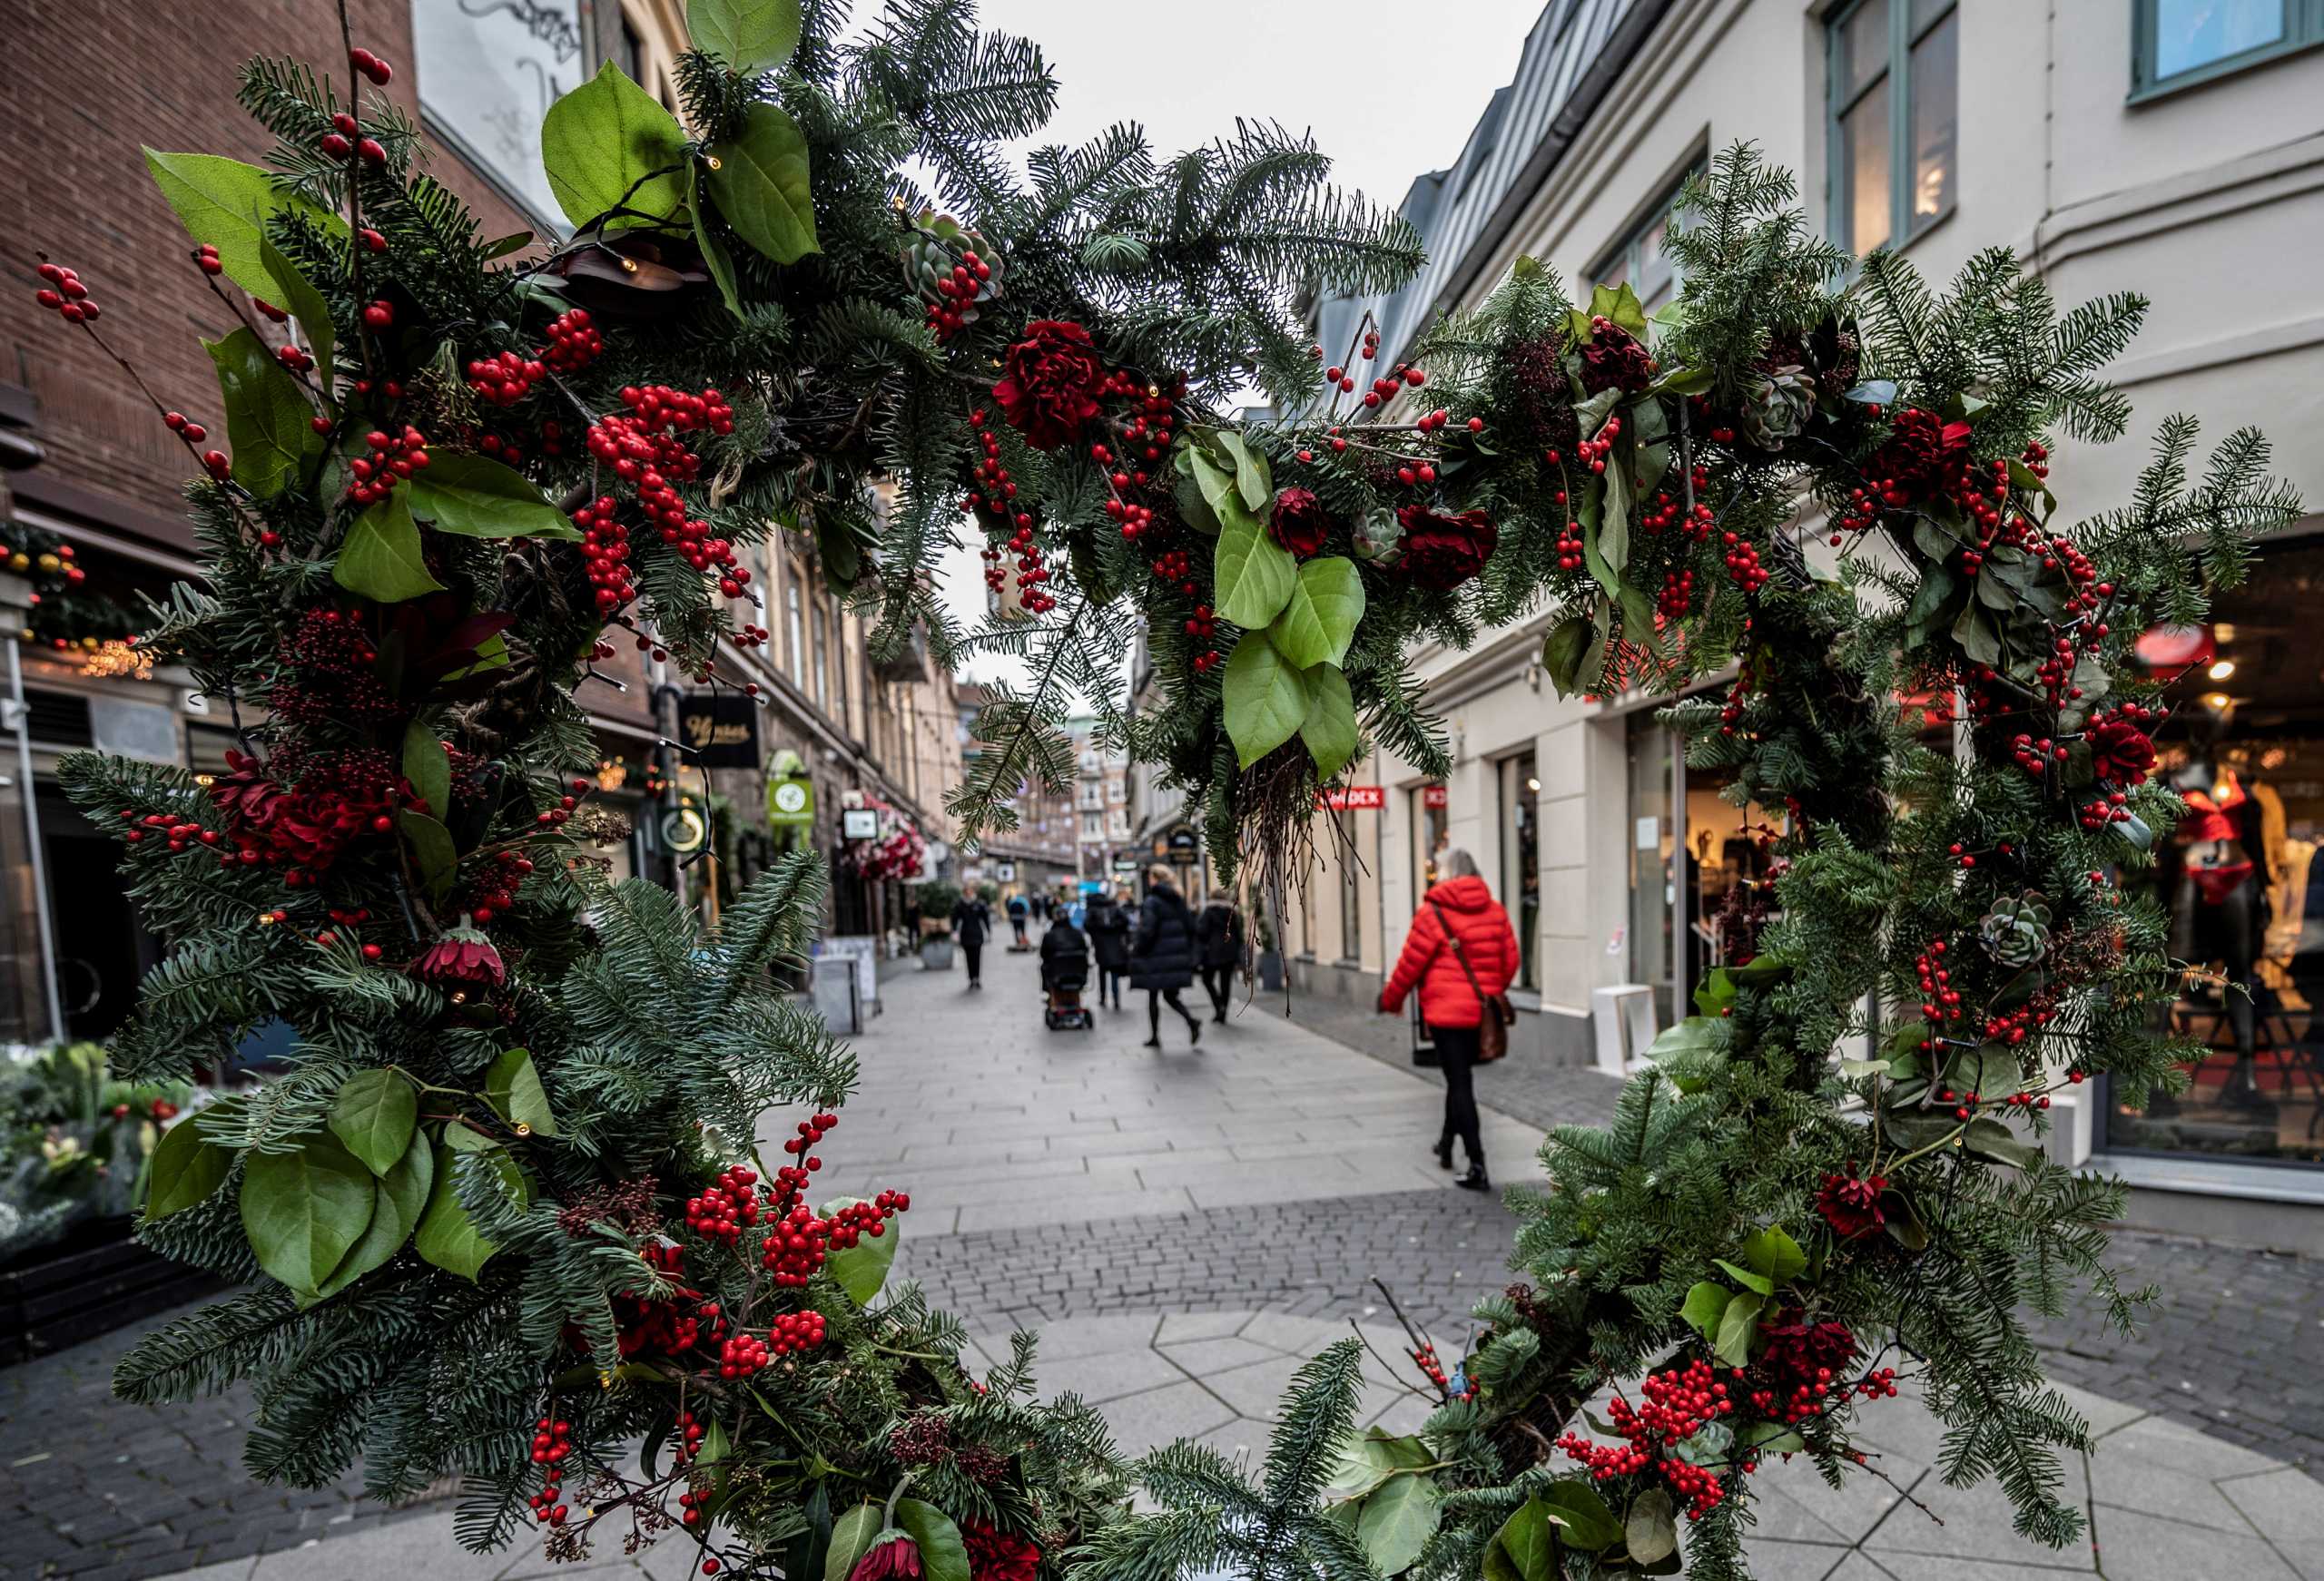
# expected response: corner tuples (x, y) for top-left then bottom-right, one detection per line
(1040, 926), (1096, 1031)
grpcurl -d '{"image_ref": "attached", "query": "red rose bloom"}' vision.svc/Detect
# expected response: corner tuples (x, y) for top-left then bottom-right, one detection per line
(1578, 324), (1653, 396)
(1864, 408), (1974, 506)
(1394, 505), (1499, 591)
(991, 319), (1105, 448)
(2090, 719), (2156, 788)
(849, 1536), (923, 1581)
(411, 918), (505, 989)
(961, 1520), (1040, 1581)
(1269, 487), (1334, 558)
(1815, 1164), (1888, 1240)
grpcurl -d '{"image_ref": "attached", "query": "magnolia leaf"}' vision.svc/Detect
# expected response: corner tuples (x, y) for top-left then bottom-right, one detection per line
(1214, 513), (1297, 629)
(1625, 1488), (1679, 1566)
(824, 1506), (885, 1581)
(706, 102), (819, 264)
(203, 328), (317, 498)
(240, 1130), (377, 1296)
(1740, 1224), (1807, 1284)
(334, 490), (445, 604)
(1188, 445), (1253, 535)
(1214, 429), (1274, 514)
(1680, 1281), (1729, 1341)
(1711, 1258), (1774, 1297)
(1538, 1480), (1622, 1552)
(401, 719), (451, 820)
(820, 1195), (900, 1305)
(541, 63), (690, 230)
(311, 1130), (432, 1302)
(1221, 633), (1315, 768)
(1541, 613), (1592, 697)
(414, 1145), (519, 1281)
(1300, 663), (1359, 782)
(1600, 464), (1632, 578)
(397, 810), (459, 903)
(329, 1069), (419, 1177)
(485, 1047), (559, 1137)
(1963, 1115), (2043, 1169)
(143, 150), (339, 298)
(408, 453), (578, 540)
(1713, 1290), (1764, 1368)
(1483, 1498), (1559, 1581)
(144, 1117), (231, 1219)
(1356, 1469), (1441, 1575)
(1269, 556), (1364, 670)
(1740, 1420), (1807, 1456)
(892, 1499), (970, 1581)
(688, 164), (746, 320)
(690, 0), (803, 74)
(258, 232), (334, 395)
(1645, 1016), (1718, 1062)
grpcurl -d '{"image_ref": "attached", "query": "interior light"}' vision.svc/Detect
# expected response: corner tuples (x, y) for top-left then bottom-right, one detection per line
(2202, 692), (2233, 712)
(2207, 659), (2236, 681)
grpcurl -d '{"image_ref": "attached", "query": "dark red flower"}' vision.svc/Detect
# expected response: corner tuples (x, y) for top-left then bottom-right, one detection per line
(1815, 1164), (1888, 1240)
(1578, 324), (1654, 396)
(2090, 720), (2156, 788)
(849, 1536), (923, 1581)
(1394, 505), (1499, 591)
(961, 1520), (1040, 1581)
(1757, 1312), (1860, 1395)
(1864, 408), (1974, 506)
(411, 919), (505, 989)
(992, 319), (1106, 448)
(1269, 487), (1334, 557)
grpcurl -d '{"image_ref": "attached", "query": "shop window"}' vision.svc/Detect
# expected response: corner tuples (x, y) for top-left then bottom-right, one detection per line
(2133, 0), (2317, 94)
(2110, 540), (2324, 1166)
(412, 0), (586, 228)
(1336, 806), (1363, 962)
(1827, 0), (1956, 253)
(1500, 753), (1540, 993)
(1413, 785), (1448, 899)
(1628, 709), (1781, 1026)
(1627, 714), (1675, 1025)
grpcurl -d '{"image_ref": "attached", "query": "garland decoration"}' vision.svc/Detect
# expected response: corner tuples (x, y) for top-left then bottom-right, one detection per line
(30, 0), (2303, 1576)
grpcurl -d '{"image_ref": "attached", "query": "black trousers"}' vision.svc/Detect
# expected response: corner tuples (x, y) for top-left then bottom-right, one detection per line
(962, 940), (982, 984)
(1098, 967), (1126, 1006)
(1148, 988), (1197, 1037)
(1433, 1025), (1484, 1164)
(1200, 964), (1232, 1018)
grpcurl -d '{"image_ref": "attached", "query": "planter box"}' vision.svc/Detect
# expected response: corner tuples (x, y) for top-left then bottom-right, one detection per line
(0, 1216), (220, 1367)
(919, 938), (956, 971)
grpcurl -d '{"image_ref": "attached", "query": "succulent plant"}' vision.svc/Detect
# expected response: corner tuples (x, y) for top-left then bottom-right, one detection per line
(901, 211), (1005, 325)
(1980, 892), (2053, 968)
(1741, 362), (1817, 450)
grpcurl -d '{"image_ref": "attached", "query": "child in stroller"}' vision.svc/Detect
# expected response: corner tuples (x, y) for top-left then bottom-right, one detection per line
(1039, 914), (1096, 1031)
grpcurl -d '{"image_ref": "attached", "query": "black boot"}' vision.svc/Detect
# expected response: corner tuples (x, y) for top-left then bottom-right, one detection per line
(1455, 1161), (1490, 1192)
(1434, 1130), (1454, 1171)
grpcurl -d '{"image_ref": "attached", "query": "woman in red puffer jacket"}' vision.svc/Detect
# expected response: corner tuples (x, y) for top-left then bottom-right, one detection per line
(1379, 849), (1520, 1191)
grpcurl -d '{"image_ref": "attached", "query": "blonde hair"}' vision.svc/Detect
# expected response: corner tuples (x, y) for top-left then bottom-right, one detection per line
(1147, 863), (1177, 889)
(1440, 848), (1480, 879)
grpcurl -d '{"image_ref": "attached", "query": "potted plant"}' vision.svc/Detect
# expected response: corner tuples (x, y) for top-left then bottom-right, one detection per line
(914, 879), (960, 970)
(1255, 908), (1284, 992)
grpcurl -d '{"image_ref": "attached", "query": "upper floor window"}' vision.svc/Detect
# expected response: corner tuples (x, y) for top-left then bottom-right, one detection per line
(1827, 0), (1957, 254)
(1590, 167), (1697, 311)
(2134, 0), (2320, 93)
(413, 0), (586, 228)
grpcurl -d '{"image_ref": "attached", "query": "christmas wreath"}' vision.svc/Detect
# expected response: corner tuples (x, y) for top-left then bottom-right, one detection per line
(33, 0), (2302, 1576)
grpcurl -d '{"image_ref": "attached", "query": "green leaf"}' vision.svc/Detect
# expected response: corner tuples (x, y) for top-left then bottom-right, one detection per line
(1952, 598), (2003, 666)
(705, 103), (819, 264)
(1586, 280), (1650, 339)
(401, 719), (451, 820)
(1680, 1281), (1730, 1341)
(1740, 1420), (1807, 1456)
(824, 1507), (884, 1581)
(481, 231), (535, 260)
(1187, 445), (1251, 535)
(1711, 1259), (1774, 1296)
(541, 62), (689, 230)
(1539, 1480), (1623, 1552)
(892, 1500), (969, 1581)
(485, 1047), (559, 1137)
(1214, 513), (1298, 629)
(1221, 632), (1315, 768)
(203, 328), (317, 499)
(820, 1195), (900, 1305)
(690, 0), (802, 74)
(1300, 663), (1360, 781)
(239, 1130), (377, 1296)
(1357, 1469), (1441, 1575)
(1541, 613), (1592, 697)
(688, 164), (746, 320)
(1483, 1498), (1559, 1581)
(1713, 1290), (1764, 1368)
(413, 1144), (511, 1281)
(1625, 1488), (1679, 1566)
(1740, 1224), (1807, 1285)
(329, 1069), (418, 1177)
(1600, 464), (1631, 577)
(408, 452), (579, 540)
(1963, 1116), (2043, 1169)
(1268, 556), (1364, 670)
(398, 810), (459, 902)
(334, 490), (445, 604)
(143, 150), (339, 299)
(144, 1117), (231, 1220)
(258, 232), (333, 396)
(312, 1129), (431, 1301)
(1693, 967), (1736, 1018)
(1214, 429), (1274, 514)
(442, 1122), (497, 1154)
(1645, 1016), (1718, 1063)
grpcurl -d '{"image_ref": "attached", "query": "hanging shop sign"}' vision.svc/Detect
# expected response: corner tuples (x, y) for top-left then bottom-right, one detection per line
(1112, 852), (1140, 874)
(1319, 786), (1384, 810)
(767, 776), (815, 828)
(676, 691), (760, 768)
(996, 861), (1018, 882)
(1165, 826), (1200, 865)
(841, 808), (881, 840)
(659, 802), (709, 855)
(1423, 784), (1448, 809)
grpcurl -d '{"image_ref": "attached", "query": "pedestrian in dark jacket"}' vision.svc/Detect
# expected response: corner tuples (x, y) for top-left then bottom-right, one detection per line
(1084, 889), (1132, 1009)
(950, 893), (993, 988)
(1129, 866), (1202, 1047)
(1195, 897), (1243, 1023)
(1005, 892), (1030, 948)
(1380, 850), (1519, 1191)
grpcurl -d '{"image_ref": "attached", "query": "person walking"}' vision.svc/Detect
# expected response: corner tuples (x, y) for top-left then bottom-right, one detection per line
(950, 888), (993, 989)
(1006, 890), (1030, 948)
(1195, 893), (1243, 1023)
(1129, 866), (1202, 1048)
(1379, 849), (1518, 1192)
(1085, 886), (1132, 1009)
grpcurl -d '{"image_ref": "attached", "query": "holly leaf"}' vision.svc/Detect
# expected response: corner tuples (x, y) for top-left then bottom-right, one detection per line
(1221, 632), (1315, 768)
(334, 489), (445, 604)
(485, 1047), (559, 1138)
(1357, 1469), (1441, 1575)
(239, 1129), (377, 1296)
(1625, 1488), (1679, 1566)
(705, 102), (819, 264)
(1214, 429), (1274, 514)
(690, 0), (803, 74)
(258, 232), (334, 396)
(311, 1129), (432, 1302)
(408, 453), (578, 540)
(1300, 663), (1360, 781)
(1680, 1281), (1730, 1341)
(688, 164), (746, 320)
(329, 1069), (418, 1177)
(820, 1195), (900, 1305)
(203, 327), (317, 499)
(1712, 1290), (1764, 1368)
(1269, 556), (1364, 670)
(891, 1499), (970, 1581)
(541, 63), (690, 230)
(1214, 512), (1297, 629)
(143, 1116), (231, 1220)
(401, 718), (451, 820)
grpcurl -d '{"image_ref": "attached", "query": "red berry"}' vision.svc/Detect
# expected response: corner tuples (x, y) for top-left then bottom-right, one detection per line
(320, 133), (351, 160)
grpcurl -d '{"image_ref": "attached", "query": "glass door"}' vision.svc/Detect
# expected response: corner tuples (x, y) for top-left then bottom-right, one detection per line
(1500, 754), (1541, 993)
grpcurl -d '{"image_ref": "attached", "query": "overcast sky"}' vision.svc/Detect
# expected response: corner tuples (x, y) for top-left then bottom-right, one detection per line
(906, 0), (1545, 691)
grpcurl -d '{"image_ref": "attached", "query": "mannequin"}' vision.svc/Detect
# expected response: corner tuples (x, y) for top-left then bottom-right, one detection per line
(2164, 700), (2274, 1114)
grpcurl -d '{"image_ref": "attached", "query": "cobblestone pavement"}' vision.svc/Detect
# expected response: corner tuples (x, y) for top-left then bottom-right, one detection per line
(8, 931), (2319, 1581)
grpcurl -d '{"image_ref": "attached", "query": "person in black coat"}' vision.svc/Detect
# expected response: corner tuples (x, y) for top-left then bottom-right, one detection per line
(950, 892), (992, 988)
(1084, 888), (1133, 1009)
(1195, 897), (1244, 1024)
(1129, 866), (1202, 1047)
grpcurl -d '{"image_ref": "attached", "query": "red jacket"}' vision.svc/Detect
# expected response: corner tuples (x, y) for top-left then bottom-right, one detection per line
(1379, 875), (1521, 1028)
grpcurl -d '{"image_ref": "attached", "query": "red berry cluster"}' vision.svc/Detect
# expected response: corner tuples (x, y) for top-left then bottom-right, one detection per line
(347, 426), (429, 506)
(1408, 1341), (1474, 1403)
(1553, 520), (1585, 573)
(2009, 731), (2069, 781)
(585, 386), (746, 594)
(1721, 533), (1768, 593)
(32, 260), (100, 323)
(1657, 568), (1696, 622)
(924, 249), (992, 340)
(768, 1310), (827, 1355)
(1557, 1358), (1737, 1520)
(349, 46), (394, 85)
(1570, 412), (1620, 476)
(119, 806), (221, 855)
(541, 309), (603, 372)
(1912, 938), (1961, 1025)
(1184, 605), (1219, 673)
(684, 1164), (762, 1245)
(717, 1331), (771, 1378)
(527, 1416), (572, 1527)
(468, 350), (545, 408)
(318, 111), (386, 169)
(276, 342), (314, 374)
(458, 849), (537, 924)
(1000, 523), (1056, 614)
(674, 1409), (706, 1468)
(162, 410), (211, 447)
(573, 496), (635, 613)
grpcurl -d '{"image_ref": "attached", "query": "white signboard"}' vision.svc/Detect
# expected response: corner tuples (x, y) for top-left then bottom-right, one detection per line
(818, 935), (880, 1016)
